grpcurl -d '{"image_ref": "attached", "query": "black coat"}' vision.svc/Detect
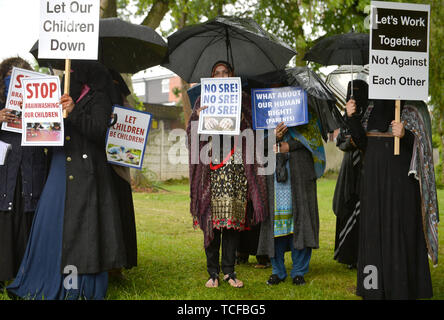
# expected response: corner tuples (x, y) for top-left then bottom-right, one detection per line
(332, 129), (362, 220)
(0, 104), (47, 212)
(60, 89), (126, 274)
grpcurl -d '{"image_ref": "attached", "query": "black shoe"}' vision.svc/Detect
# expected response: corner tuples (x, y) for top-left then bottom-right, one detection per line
(292, 276), (306, 285)
(266, 274), (284, 285)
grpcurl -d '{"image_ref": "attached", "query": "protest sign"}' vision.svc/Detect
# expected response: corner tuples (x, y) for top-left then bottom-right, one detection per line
(369, 1), (430, 100)
(1, 67), (48, 133)
(21, 77), (64, 146)
(198, 77), (242, 135)
(38, 0), (100, 60)
(39, 0), (100, 118)
(369, 1), (430, 154)
(251, 86), (308, 130)
(106, 105), (152, 170)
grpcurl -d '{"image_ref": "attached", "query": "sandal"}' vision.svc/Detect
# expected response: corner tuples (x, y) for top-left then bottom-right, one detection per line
(254, 262), (271, 269)
(223, 272), (244, 288)
(205, 273), (219, 288)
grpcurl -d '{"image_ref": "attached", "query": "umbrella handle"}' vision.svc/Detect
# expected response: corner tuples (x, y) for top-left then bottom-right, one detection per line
(350, 51), (354, 99)
(109, 113), (118, 127)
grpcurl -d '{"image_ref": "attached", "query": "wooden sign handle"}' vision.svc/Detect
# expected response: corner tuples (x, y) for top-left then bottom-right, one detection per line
(394, 100), (401, 155)
(63, 59), (71, 119)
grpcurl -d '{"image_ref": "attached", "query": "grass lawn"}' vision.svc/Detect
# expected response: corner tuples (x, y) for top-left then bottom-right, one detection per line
(1, 178), (444, 300)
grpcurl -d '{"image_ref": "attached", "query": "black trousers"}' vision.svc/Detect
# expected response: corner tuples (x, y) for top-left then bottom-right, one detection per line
(205, 228), (240, 276)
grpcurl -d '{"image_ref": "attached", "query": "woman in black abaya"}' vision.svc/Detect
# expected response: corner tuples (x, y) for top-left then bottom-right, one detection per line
(346, 98), (436, 300)
(332, 80), (368, 268)
(7, 61), (126, 300)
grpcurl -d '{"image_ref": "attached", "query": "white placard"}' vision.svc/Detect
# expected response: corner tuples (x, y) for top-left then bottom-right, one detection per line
(38, 0), (100, 60)
(198, 77), (242, 135)
(1, 67), (48, 133)
(21, 77), (64, 146)
(106, 105), (152, 170)
(369, 1), (430, 100)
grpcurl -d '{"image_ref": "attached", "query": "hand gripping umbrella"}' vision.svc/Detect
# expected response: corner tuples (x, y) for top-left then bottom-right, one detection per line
(162, 16), (297, 83)
(303, 31), (369, 99)
(30, 18), (168, 74)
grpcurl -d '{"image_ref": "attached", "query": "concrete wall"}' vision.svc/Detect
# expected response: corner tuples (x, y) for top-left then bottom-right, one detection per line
(141, 128), (345, 181)
(146, 79), (169, 104)
(142, 120), (189, 181)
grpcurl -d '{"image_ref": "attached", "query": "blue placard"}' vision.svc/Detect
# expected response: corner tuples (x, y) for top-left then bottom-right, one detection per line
(251, 86), (308, 130)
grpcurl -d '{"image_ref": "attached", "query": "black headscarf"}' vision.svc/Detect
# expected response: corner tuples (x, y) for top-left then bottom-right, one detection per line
(0, 57), (33, 105)
(346, 79), (368, 119)
(366, 99), (396, 132)
(62, 60), (118, 104)
(108, 69), (131, 106)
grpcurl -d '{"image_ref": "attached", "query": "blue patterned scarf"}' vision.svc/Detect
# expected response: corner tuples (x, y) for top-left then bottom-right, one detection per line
(288, 111), (326, 179)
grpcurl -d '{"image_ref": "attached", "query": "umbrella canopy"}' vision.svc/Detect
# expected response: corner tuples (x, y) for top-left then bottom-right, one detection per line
(325, 65), (369, 109)
(30, 18), (167, 73)
(162, 16), (296, 83)
(303, 32), (369, 66)
(246, 67), (343, 141)
(247, 67), (337, 101)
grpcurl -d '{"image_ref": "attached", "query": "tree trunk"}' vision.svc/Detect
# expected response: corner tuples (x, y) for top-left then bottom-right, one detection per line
(181, 80), (192, 126)
(100, 0), (117, 18)
(440, 118), (444, 185)
(441, 136), (444, 185)
(285, 2), (306, 67)
(215, 0), (225, 16)
(141, 0), (170, 30)
(176, 7), (192, 126)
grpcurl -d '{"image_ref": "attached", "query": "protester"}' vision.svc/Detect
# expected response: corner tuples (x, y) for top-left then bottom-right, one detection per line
(186, 61), (268, 288)
(257, 111), (323, 285)
(332, 80), (368, 268)
(345, 97), (439, 300)
(236, 215), (271, 269)
(108, 69), (138, 277)
(7, 61), (126, 300)
(0, 57), (47, 289)
(236, 201), (270, 269)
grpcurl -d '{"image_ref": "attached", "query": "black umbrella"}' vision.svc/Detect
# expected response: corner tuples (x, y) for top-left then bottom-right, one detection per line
(162, 16), (296, 83)
(303, 31), (369, 98)
(247, 67), (344, 141)
(30, 18), (167, 73)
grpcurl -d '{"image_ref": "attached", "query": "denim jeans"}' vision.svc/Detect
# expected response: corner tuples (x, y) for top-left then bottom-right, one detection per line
(271, 235), (312, 280)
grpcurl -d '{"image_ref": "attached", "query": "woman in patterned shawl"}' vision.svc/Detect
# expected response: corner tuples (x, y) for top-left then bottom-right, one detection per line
(186, 61), (268, 288)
